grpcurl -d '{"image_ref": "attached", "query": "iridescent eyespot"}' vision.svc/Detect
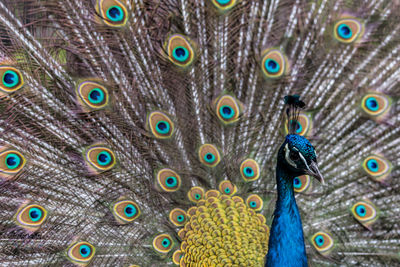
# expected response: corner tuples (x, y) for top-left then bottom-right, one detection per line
(156, 168), (181, 192)
(153, 234), (174, 254)
(311, 232), (334, 255)
(112, 200), (140, 224)
(261, 49), (288, 79)
(293, 175), (311, 193)
(97, 0), (128, 27)
(165, 34), (195, 67)
(0, 149), (26, 176)
(172, 250), (184, 265)
(285, 113), (312, 137)
(333, 18), (363, 43)
(351, 201), (378, 227)
(169, 208), (188, 227)
(77, 81), (109, 109)
(218, 180), (237, 196)
(85, 146), (116, 172)
(67, 241), (96, 266)
(187, 186), (205, 203)
(0, 66), (24, 93)
(362, 155), (392, 182)
(15, 204), (47, 231)
(361, 93), (392, 121)
(214, 95), (242, 124)
(246, 195), (263, 211)
(198, 144), (221, 167)
(211, 0), (237, 11)
(240, 159), (260, 182)
(148, 111), (175, 139)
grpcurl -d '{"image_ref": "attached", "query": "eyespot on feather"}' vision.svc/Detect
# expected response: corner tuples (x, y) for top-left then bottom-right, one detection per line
(0, 149), (26, 177)
(210, 0), (237, 12)
(188, 186), (205, 203)
(148, 111), (175, 139)
(172, 250), (184, 265)
(66, 241), (96, 266)
(15, 204), (47, 231)
(240, 159), (260, 182)
(77, 81), (109, 109)
(351, 200), (378, 227)
(246, 194), (263, 211)
(0, 66), (24, 93)
(214, 95), (242, 124)
(112, 200), (140, 224)
(198, 144), (221, 167)
(85, 146), (116, 172)
(293, 175), (312, 193)
(333, 18), (364, 43)
(165, 34), (195, 67)
(285, 113), (312, 137)
(156, 168), (181, 192)
(261, 49), (288, 79)
(361, 92), (392, 121)
(362, 155), (392, 182)
(169, 208), (188, 227)
(311, 231), (334, 255)
(153, 234), (174, 254)
(218, 180), (237, 196)
(96, 0), (128, 27)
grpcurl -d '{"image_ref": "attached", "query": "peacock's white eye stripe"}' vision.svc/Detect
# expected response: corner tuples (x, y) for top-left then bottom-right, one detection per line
(285, 144), (297, 168)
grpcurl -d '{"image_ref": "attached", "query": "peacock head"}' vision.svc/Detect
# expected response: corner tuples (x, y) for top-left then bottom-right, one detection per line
(278, 134), (324, 184)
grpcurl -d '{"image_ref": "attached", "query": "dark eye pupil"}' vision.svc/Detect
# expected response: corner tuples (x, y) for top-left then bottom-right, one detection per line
(98, 153), (108, 162)
(125, 207), (133, 214)
(158, 122), (166, 130)
(30, 210), (38, 219)
(167, 178), (174, 184)
(81, 248), (88, 254)
(90, 90), (100, 101)
(206, 154), (212, 159)
(6, 156), (16, 166)
(370, 162), (377, 168)
(370, 100), (377, 108)
(294, 178), (300, 185)
(109, 7), (120, 18)
(246, 168), (252, 174)
(318, 238), (323, 243)
(175, 48), (186, 57)
(290, 151), (299, 161)
(341, 25), (350, 36)
(268, 60), (277, 69)
(4, 73), (15, 84)
(222, 106), (232, 115)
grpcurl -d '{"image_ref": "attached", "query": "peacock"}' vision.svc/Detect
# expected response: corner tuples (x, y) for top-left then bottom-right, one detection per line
(0, 0), (399, 266)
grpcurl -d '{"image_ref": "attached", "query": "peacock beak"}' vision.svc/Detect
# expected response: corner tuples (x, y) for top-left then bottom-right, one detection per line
(306, 161), (324, 185)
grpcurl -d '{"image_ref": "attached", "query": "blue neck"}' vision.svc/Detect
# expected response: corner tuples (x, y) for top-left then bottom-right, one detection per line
(265, 162), (308, 267)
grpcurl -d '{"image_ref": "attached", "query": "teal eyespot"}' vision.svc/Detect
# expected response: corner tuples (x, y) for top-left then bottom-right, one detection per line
(293, 177), (302, 189)
(216, 0), (231, 4)
(211, 0), (237, 11)
(355, 204), (366, 217)
(265, 59), (280, 74)
(5, 153), (21, 170)
(166, 176), (178, 187)
(2, 70), (19, 88)
(365, 97), (379, 112)
(88, 88), (105, 104)
(250, 201), (257, 208)
(106, 5), (124, 22)
(172, 46), (189, 62)
(112, 200), (140, 224)
(315, 235), (324, 247)
(195, 194), (201, 200)
(204, 153), (216, 163)
(243, 167), (254, 178)
(67, 241), (95, 264)
(177, 215), (185, 222)
(337, 24), (352, 39)
(148, 111), (174, 139)
(219, 105), (235, 119)
(157, 168), (181, 192)
(28, 207), (43, 222)
(97, 151), (112, 166)
(246, 194), (263, 211)
(366, 159), (379, 172)
(219, 180), (237, 196)
(169, 208), (187, 226)
(124, 204), (137, 218)
(156, 121), (170, 135)
(79, 245), (91, 258)
(153, 234), (174, 253)
(224, 188), (231, 194)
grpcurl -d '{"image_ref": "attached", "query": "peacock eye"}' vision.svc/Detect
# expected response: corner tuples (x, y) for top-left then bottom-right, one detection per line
(289, 150), (300, 161)
(165, 34), (195, 67)
(67, 241), (96, 265)
(97, 0), (128, 27)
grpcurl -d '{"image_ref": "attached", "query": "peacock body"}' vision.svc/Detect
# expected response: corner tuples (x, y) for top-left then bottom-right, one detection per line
(0, 0), (399, 266)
